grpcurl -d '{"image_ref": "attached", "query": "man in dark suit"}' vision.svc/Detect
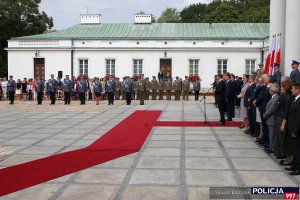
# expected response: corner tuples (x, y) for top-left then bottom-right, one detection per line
(272, 63), (282, 87)
(244, 75), (257, 135)
(214, 74), (226, 125)
(158, 71), (164, 81)
(224, 73), (235, 121)
(290, 60), (300, 83)
(285, 83), (300, 175)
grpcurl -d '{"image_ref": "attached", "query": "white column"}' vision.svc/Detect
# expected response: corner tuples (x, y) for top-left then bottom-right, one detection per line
(284, 0), (300, 76)
(269, 0), (286, 71)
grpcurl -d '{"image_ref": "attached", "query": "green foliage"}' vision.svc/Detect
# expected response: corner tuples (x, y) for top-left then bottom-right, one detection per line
(157, 8), (180, 23)
(180, 3), (207, 23)
(203, 2), (239, 23)
(0, 0), (53, 77)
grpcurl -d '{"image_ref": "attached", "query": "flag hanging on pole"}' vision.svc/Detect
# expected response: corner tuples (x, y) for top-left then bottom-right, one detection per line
(264, 36), (275, 74)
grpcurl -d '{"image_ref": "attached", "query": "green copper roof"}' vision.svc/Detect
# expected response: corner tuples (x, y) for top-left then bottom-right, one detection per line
(15, 23), (269, 40)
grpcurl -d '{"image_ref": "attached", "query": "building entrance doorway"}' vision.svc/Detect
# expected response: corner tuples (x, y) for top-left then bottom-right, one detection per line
(160, 59), (172, 80)
(34, 58), (45, 80)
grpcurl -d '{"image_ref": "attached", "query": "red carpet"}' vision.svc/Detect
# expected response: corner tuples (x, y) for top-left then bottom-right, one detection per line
(155, 121), (243, 127)
(0, 110), (161, 197)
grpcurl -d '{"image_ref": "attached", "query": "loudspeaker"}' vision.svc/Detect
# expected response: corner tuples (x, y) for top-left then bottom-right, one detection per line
(58, 71), (63, 78)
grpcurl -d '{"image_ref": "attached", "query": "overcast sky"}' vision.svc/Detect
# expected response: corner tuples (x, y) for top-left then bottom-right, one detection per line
(39, 0), (212, 30)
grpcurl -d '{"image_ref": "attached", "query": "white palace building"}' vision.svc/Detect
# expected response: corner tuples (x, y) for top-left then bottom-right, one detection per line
(6, 0), (300, 89)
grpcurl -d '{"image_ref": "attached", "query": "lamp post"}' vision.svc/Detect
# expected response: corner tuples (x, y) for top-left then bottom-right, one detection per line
(35, 50), (40, 57)
(164, 50), (167, 58)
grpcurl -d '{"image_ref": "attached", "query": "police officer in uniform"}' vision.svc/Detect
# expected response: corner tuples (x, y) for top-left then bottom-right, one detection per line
(182, 76), (190, 100)
(36, 77), (45, 105)
(157, 78), (165, 100)
(7, 75), (16, 104)
(77, 77), (88, 105)
(48, 74), (58, 105)
(93, 77), (103, 105)
(62, 75), (73, 105)
(124, 76), (133, 105)
(165, 78), (172, 100)
(137, 74), (146, 105)
(290, 60), (300, 83)
(150, 76), (158, 100)
(193, 77), (201, 100)
(106, 75), (116, 105)
(272, 63), (282, 87)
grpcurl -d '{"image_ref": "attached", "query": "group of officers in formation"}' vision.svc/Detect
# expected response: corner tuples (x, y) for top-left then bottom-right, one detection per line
(0, 73), (202, 106)
(214, 60), (300, 175)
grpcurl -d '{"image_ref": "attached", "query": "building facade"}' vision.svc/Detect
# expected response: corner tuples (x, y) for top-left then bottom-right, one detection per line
(7, 14), (269, 89)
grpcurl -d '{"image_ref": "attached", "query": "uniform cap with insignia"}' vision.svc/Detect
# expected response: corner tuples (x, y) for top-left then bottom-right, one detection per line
(273, 63), (280, 67)
(292, 60), (300, 65)
(9, 75), (13, 77)
(258, 63), (263, 66)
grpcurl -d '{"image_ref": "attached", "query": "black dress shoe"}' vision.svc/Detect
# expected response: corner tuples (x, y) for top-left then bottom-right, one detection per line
(276, 156), (286, 159)
(265, 149), (273, 154)
(216, 121), (225, 125)
(225, 118), (232, 121)
(285, 166), (296, 171)
(289, 169), (300, 175)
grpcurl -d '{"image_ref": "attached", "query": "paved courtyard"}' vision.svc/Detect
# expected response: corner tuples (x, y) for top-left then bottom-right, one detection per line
(0, 98), (299, 200)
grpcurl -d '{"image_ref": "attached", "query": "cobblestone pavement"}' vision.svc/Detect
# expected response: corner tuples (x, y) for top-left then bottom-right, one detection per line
(0, 97), (299, 200)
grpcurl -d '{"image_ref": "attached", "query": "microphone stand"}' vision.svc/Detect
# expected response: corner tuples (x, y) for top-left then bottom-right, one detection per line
(199, 85), (214, 123)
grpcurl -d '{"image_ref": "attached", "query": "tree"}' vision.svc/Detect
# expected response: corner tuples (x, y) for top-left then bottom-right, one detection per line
(203, 2), (239, 23)
(157, 8), (180, 23)
(0, 0), (53, 77)
(180, 3), (207, 23)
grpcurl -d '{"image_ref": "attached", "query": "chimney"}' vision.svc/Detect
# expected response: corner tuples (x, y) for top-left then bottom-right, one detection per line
(134, 14), (152, 24)
(80, 14), (101, 24)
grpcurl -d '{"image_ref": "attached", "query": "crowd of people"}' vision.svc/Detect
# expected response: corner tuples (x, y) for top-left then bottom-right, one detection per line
(0, 73), (202, 106)
(214, 60), (300, 176)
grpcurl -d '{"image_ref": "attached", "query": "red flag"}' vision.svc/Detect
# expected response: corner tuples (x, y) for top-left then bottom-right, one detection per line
(275, 34), (281, 64)
(264, 36), (275, 74)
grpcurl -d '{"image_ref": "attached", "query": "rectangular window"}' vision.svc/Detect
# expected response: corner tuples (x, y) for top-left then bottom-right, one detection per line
(245, 60), (256, 75)
(79, 59), (88, 75)
(189, 59), (199, 75)
(217, 59), (228, 75)
(133, 59), (143, 75)
(106, 59), (115, 76)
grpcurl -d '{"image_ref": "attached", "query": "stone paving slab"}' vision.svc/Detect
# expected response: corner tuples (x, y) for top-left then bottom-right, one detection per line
(0, 98), (299, 200)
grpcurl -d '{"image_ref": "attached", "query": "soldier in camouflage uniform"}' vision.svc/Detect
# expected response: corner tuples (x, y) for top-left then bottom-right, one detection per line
(182, 76), (190, 100)
(165, 78), (172, 100)
(121, 77), (126, 100)
(173, 76), (181, 100)
(114, 78), (121, 100)
(137, 74), (146, 105)
(157, 78), (165, 100)
(134, 78), (139, 100)
(145, 77), (150, 100)
(150, 76), (158, 100)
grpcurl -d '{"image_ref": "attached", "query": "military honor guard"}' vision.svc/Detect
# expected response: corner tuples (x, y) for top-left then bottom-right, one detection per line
(193, 77), (201, 100)
(106, 75), (116, 105)
(121, 77), (126, 100)
(62, 75), (73, 105)
(145, 77), (151, 100)
(173, 76), (181, 100)
(215, 74), (226, 125)
(7, 75), (16, 104)
(47, 74), (58, 105)
(77, 77), (88, 105)
(124, 76), (133, 105)
(150, 76), (158, 100)
(182, 76), (190, 101)
(93, 78), (103, 105)
(115, 78), (121, 100)
(165, 78), (172, 100)
(157, 78), (165, 100)
(290, 60), (300, 83)
(137, 74), (146, 105)
(35, 77), (44, 105)
(254, 63), (264, 78)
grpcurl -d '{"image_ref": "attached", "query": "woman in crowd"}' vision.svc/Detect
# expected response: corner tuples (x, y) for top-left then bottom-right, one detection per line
(16, 79), (22, 101)
(21, 78), (27, 101)
(254, 77), (264, 141)
(27, 78), (34, 101)
(237, 74), (250, 130)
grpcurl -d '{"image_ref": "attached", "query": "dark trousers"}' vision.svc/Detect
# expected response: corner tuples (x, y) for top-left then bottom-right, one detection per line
(8, 91), (15, 104)
(37, 92), (43, 104)
(261, 111), (269, 145)
(108, 92), (114, 105)
(194, 91), (199, 100)
(126, 92), (132, 105)
(226, 100), (235, 119)
(64, 92), (71, 104)
(50, 92), (56, 104)
(28, 90), (32, 101)
(217, 101), (225, 123)
(292, 137), (300, 168)
(79, 92), (85, 104)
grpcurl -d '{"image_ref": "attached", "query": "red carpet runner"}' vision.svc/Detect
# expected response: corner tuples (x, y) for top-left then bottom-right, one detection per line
(0, 111), (161, 197)
(155, 121), (243, 127)
(0, 110), (242, 197)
